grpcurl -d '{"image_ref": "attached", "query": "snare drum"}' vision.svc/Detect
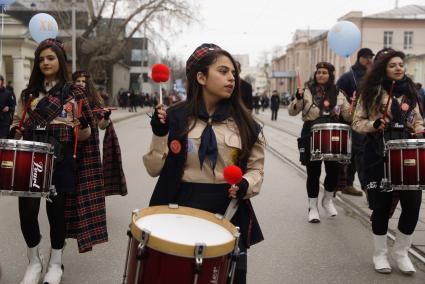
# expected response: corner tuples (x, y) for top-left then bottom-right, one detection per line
(0, 139), (55, 198)
(122, 205), (240, 284)
(310, 123), (351, 162)
(383, 139), (425, 190)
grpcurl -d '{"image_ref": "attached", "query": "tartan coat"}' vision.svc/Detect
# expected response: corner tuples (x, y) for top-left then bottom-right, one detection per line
(102, 121), (127, 196)
(64, 85), (108, 253)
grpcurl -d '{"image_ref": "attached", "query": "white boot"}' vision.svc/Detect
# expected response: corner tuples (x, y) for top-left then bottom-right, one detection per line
(43, 248), (64, 284)
(373, 234), (392, 274)
(392, 230), (416, 275)
(308, 198), (320, 223)
(20, 245), (44, 284)
(321, 191), (337, 217)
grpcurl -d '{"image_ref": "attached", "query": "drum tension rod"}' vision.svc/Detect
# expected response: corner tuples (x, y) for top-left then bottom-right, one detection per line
(194, 243), (206, 275)
(136, 229), (151, 260)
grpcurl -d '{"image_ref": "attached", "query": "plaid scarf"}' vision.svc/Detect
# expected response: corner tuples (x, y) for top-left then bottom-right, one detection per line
(103, 122), (127, 196)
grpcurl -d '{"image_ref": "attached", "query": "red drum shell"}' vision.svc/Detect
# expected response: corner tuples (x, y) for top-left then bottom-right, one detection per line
(385, 139), (425, 189)
(0, 139), (54, 197)
(310, 123), (351, 161)
(124, 206), (238, 284)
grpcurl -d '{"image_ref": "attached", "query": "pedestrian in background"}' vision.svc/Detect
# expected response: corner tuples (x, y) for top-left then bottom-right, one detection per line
(260, 92), (268, 112)
(353, 50), (423, 275)
(270, 90), (280, 120)
(288, 62), (352, 223)
(0, 75), (16, 138)
(253, 94), (260, 114)
(143, 43), (264, 284)
(336, 48), (375, 197)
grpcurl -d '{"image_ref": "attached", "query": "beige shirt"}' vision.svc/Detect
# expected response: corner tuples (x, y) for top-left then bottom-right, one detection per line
(143, 118), (265, 199)
(352, 89), (424, 135)
(288, 88), (353, 122)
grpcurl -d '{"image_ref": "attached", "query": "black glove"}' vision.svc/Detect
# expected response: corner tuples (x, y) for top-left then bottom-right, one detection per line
(373, 118), (383, 129)
(150, 108), (169, 136)
(78, 117), (89, 129)
(295, 90), (303, 100)
(103, 109), (111, 120)
(236, 178), (249, 199)
(8, 126), (18, 139)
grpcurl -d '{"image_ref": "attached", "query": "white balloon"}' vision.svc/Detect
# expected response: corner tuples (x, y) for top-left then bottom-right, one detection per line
(29, 13), (59, 43)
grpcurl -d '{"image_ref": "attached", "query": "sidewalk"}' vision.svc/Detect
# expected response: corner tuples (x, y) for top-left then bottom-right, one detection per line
(109, 107), (151, 123)
(256, 107), (425, 258)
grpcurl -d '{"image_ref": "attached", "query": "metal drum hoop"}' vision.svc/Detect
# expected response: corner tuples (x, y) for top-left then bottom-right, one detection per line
(0, 139), (54, 154)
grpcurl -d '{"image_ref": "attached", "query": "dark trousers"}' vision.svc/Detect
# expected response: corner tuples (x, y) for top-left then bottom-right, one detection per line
(306, 161), (339, 198)
(0, 124), (9, 139)
(19, 193), (66, 249)
(371, 190), (422, 235)
(271, 109), (278, 120)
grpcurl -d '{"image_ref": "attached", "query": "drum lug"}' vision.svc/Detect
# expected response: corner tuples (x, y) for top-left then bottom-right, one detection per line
(194, 243), (206, 274)
(136, 229), (151, 260)
(228, 227), (241, 284)
(168, 203), (179, 209)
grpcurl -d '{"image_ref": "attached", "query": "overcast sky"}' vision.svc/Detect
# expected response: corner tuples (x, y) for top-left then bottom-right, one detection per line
(167, 0), (424, 65)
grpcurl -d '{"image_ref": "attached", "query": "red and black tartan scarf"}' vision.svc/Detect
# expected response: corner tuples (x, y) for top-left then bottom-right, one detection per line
(103, 121), (127, 196)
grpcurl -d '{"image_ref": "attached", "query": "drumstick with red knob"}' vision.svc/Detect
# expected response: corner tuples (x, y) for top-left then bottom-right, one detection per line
(223, 165), (243, 220)
(18, 96), (33, 131)
(152, 64), (170, 106)
(73, 100), (83, 159)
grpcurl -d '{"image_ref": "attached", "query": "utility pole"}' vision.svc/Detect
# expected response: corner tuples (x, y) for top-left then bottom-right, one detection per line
(72, 0), (76, 72)
(395, 0), (399, 8)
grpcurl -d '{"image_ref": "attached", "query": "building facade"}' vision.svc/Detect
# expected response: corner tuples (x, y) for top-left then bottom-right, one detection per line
(272, 5), (425, 94)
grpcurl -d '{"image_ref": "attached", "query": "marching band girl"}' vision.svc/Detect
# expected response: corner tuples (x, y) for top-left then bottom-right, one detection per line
(288, 62), (352, 223)
(353, 50), (423, 274)
(143, 43), (264, 284)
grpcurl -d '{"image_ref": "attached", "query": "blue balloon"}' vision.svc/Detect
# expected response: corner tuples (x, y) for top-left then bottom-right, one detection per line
(0, 0), (15, 6)
(29, 13), (59, 43)
(327, 21), (361, 58)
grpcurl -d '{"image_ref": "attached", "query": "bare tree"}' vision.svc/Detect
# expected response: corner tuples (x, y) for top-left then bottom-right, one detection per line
(61, 0), (198, 83)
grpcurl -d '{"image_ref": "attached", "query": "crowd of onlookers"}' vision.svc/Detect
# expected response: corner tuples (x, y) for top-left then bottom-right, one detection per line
(117, 89), (184, 112)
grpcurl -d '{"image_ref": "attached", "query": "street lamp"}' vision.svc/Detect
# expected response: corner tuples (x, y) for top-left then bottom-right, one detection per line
(71, 0), (76, 72)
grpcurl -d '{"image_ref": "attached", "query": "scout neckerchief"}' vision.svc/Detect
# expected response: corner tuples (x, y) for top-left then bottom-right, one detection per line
(198, 101), (231, 172)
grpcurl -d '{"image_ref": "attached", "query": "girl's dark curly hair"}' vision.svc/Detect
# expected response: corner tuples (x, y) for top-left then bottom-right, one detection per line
(360, 50), (417, 114)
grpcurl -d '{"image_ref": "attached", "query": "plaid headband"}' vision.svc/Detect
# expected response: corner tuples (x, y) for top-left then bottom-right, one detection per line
(35, 38), (67, 60)
(316, 62), (335, 73)
(72, 70), (91, 81)
(186, 43), (222, 75)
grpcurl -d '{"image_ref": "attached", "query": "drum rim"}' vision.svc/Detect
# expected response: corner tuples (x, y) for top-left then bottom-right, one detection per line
(130, 205), (238, 258)
(386, 139), (425, 149)
(311, 153), (351, 161)
(311, 123), (351, 131)
(0, 139), (55, 154)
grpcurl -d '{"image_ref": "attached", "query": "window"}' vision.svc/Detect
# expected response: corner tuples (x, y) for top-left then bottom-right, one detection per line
(384, 31), (393, 48)
(131, 49), (142, 62)
(404, 31), (413, 49)
(142, 73), (149, 83)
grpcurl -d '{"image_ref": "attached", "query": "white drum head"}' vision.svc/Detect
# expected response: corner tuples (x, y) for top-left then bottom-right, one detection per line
(136, 213), (234, 247)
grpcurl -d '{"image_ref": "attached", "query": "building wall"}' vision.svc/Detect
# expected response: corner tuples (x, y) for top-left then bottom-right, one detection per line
(111, 63), (130, 105)
(271, 8), (425, 96)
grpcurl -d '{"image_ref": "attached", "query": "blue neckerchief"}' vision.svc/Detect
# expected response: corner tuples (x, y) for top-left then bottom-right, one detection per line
(198, 101), (231, 172)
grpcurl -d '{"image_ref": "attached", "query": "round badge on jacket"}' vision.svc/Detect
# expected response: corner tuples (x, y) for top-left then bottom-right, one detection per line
(170, 139), (182, 154)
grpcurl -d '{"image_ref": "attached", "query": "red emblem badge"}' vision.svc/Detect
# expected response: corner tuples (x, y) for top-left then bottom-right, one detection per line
(170, 140), (181, 154)
(401, 103), (409, 112)
(65, 103), (73, 113)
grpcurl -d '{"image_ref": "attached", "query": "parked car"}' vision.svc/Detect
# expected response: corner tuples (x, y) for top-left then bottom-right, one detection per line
(280, 92), (292, 106)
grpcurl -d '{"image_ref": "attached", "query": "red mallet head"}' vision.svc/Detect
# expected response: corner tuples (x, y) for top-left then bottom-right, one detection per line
(323, 100), (330, 108)
(152, 64), (170, 83)
(223, 165), (243, 185)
